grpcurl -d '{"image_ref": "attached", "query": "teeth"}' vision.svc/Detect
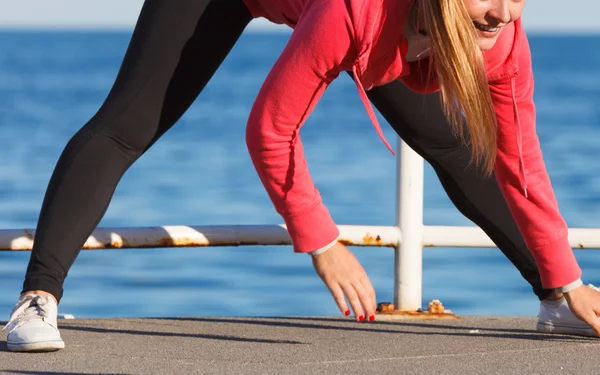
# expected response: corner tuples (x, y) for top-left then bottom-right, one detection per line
(474, 22), (499, 32)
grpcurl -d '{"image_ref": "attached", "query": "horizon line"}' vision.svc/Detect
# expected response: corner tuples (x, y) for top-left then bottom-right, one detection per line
(1, 23), (600, 35)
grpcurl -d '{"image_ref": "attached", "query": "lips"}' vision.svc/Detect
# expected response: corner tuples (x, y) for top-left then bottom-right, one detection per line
(474, 21), (500, 33)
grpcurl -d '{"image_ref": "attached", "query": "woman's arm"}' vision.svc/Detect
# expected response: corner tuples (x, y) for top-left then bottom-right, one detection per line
(490, 32), (581, 289)
(245, 2), (378, 321)
(245, 1), (356, 253)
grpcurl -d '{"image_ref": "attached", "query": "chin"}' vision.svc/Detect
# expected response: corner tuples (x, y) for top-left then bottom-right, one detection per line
(476, 38), (499, 51)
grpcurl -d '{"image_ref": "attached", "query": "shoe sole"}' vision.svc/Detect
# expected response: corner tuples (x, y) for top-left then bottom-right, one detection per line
(536, 321), (597, 337)
(7, 339), (65, 352)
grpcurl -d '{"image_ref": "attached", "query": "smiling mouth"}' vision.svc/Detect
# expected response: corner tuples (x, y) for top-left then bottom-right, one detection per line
(474, 21), (501, 33)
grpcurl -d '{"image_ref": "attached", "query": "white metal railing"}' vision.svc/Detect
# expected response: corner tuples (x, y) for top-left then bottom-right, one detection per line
(2, 138), (600, 311)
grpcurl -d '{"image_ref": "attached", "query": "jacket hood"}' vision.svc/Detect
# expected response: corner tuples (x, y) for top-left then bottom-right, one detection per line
(349, 0), (414, 90)
(345, 0), (415, 155)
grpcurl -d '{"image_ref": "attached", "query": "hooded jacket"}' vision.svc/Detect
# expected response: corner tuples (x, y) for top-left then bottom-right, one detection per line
(243, 0), (581, 289)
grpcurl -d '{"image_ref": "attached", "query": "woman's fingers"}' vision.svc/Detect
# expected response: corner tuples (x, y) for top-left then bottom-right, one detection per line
(564, 285), (600, 337)
(352, 279), (376, 321)
(326, 279), (350, 316)
(363, 274), (378, 319)
(341, 282), (365, 321)
(312, 242), (377, 321)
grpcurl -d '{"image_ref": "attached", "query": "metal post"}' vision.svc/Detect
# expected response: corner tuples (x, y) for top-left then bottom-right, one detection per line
(394, 138), (425, 311)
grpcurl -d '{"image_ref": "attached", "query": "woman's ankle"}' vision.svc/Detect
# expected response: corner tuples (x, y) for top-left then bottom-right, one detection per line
(544, 291), (563, 301)
(21, 290), (58, 304)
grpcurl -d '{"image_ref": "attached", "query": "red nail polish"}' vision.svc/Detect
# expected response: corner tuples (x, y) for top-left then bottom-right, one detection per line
(359, 315), (364, 322)
(369, 315), (375, 322)
(344, 310), (350, 316)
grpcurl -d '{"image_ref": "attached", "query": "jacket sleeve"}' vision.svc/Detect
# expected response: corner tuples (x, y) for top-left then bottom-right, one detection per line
(490, 33), (581, 288)
(245, 1), (356, 253)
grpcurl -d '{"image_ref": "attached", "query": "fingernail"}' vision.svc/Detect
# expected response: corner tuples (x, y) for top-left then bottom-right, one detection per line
(359, 315), (364, 322)
(369, 315), (375, 322)
(344, 310), (350, 316)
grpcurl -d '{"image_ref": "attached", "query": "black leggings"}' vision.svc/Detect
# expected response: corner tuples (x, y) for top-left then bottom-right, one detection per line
(23, 0), (551, 302)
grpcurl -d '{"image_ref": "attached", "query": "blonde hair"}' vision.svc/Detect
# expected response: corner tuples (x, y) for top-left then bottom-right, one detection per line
(419, 0), (497, 175)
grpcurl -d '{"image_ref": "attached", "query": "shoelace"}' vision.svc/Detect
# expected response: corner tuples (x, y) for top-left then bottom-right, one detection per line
(2, 295), (54, 333)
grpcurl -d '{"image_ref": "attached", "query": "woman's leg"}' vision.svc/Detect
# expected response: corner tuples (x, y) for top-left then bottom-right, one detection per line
(363, 79), (552, 301)
(23, 0), (253, 303)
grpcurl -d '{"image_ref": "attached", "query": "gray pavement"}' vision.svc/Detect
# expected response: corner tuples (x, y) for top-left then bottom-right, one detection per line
(1, 316), (600, 374)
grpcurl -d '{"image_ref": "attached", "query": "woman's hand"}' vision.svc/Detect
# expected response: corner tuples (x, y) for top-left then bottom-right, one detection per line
(564, 285), (600, 336)
(311, 242), (377, 321)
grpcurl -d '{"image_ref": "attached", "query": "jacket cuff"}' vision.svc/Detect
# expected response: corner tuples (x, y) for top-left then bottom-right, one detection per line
(283, 203), (340, 253)
(555, 278), (583, 294)
(308, 236), (340, 256)
(530, 234), (582, 289)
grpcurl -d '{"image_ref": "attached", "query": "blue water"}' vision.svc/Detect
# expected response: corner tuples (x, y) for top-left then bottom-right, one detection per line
(1, 31), (600, 319)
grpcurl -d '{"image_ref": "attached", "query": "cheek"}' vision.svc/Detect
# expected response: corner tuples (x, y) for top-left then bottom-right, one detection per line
(510, 2), (526, 21)
(462, 0), (487, 20)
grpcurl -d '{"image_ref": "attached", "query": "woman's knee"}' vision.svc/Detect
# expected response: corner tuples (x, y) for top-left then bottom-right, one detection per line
(71, 103), (161, 159)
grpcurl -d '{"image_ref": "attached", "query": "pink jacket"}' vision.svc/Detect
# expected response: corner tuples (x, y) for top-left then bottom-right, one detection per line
(243, 0), (581, 288)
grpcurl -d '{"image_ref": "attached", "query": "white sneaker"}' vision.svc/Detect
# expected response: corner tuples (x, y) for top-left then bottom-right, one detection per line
(536, 284), (600, 337)
(3, 294), (65, 352)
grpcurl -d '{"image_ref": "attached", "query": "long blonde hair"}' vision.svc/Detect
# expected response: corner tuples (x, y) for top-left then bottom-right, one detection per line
(419, 0), (497, 175)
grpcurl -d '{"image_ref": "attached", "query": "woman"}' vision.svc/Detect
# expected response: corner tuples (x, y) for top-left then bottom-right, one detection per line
(5, 0), (600, 352)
